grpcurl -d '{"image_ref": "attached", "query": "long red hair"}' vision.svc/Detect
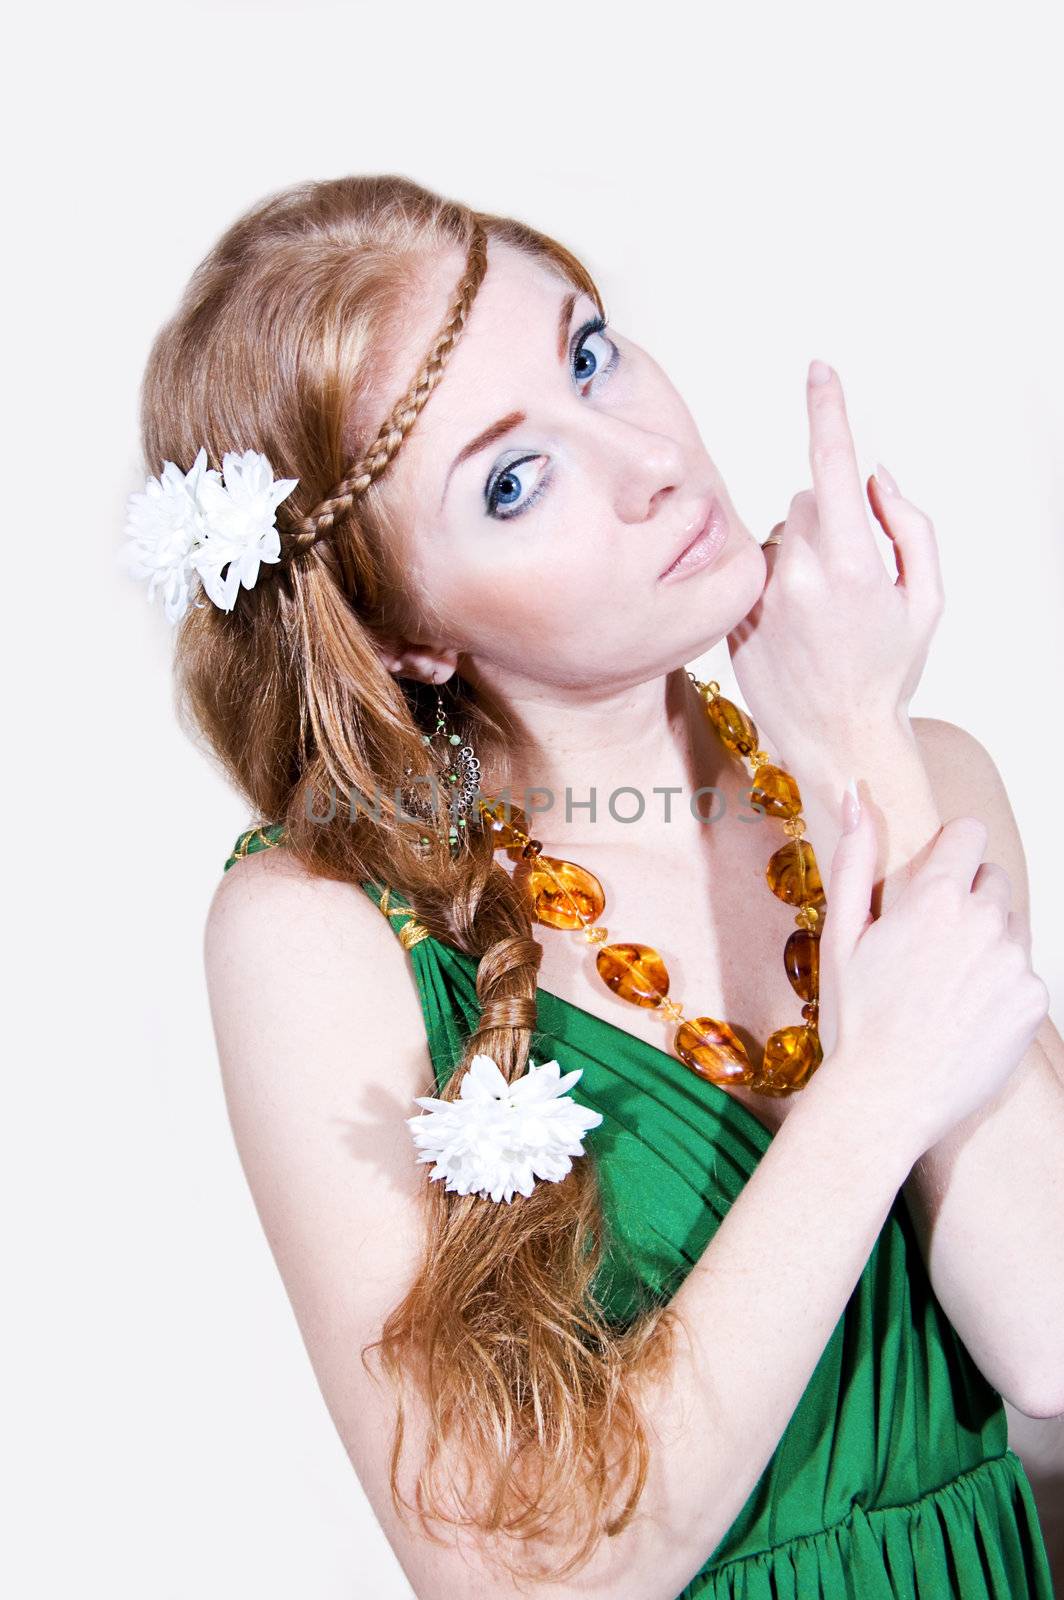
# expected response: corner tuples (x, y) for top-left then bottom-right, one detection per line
(138, 174), (678, 1584)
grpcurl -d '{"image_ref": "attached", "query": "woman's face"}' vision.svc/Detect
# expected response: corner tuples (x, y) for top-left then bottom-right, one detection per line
(375, 240), (767, 696)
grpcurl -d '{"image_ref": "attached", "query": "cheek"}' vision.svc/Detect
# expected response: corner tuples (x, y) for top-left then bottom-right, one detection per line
(440, 500), (610, 609)
(433, 544), (602, 645)
(436, 537), (655, 684)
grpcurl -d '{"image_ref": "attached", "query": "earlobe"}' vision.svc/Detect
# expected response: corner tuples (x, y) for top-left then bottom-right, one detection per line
(377, 638), (460, 686)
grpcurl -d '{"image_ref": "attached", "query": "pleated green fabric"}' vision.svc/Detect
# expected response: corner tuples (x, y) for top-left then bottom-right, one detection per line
(223, 827), (1055, 1599)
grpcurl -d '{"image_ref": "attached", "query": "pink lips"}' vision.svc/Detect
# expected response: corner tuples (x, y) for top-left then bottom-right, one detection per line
(657, 499), (729, 581)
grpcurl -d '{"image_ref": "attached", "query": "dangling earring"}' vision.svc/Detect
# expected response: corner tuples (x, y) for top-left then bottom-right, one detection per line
(402, 679), (482, 853)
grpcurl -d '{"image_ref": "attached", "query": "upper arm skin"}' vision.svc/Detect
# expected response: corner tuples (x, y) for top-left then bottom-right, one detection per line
(203, 851), (477, 1597)
(203, 852), (648, 1600)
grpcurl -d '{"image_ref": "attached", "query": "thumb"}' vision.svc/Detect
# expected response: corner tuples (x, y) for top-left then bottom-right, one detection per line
(820, 778), (876, 968)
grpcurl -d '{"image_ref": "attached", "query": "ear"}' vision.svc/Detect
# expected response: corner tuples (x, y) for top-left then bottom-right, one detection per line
(373, 631), (459, 686)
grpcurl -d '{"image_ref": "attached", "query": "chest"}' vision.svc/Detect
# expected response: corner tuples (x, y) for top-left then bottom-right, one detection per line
(512, 838), (813, 1137)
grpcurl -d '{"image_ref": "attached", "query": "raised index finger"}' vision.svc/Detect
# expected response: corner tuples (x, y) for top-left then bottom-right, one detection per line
(806, 361), (878, 569)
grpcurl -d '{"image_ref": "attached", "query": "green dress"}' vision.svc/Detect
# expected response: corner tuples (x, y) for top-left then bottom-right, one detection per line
(224, 825), (1056, 1599)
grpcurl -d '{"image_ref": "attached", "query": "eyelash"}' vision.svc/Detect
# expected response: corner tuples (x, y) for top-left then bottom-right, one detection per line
(484, 313), (619, 521)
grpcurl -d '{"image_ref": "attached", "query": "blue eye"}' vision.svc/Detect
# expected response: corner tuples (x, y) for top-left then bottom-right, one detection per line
(486, 454), (551, 518)
(484, 314), (619, 521)
(571, 316), (615, 386)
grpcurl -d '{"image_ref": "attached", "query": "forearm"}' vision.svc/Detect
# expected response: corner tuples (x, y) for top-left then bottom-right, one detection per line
(772, 719), (1064, 1416)
(593, 1072), (913, 1599)
(899, 1031), (1064, 1415)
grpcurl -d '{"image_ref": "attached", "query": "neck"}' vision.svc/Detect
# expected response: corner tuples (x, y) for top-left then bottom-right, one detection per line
(469, 667), (741, 858)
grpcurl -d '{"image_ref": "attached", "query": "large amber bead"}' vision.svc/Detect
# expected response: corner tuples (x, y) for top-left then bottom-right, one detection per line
(525, 856), (606, 930)
(674, 1017), (755, 1085)
(766, 839), (826, 908)
(596, 943), (669, 1008)
(749, 764), (803, 819)
(701, 693), (758, 756)
(783, 927), (820, 1002)
(757, 1025), (823, 1094)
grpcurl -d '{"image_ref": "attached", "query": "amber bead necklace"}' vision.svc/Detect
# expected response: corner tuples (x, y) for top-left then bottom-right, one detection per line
(473, 673), (826, 1098)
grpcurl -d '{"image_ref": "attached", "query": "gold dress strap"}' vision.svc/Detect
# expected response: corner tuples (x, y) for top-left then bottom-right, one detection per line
(378, 885), (432, 950)
(229, 825), (277, 861)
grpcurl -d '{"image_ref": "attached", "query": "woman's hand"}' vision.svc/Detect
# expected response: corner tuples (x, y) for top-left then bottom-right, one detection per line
(726, 362), (944, 774)
(809, 795), (1050, 1160)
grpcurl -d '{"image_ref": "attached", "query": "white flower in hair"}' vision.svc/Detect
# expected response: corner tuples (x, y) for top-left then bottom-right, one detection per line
(406, 1052), (604, 1204)
(122, 446), (212, 624)
(192, 449), (299, 612)
(122, 446), (299, 623)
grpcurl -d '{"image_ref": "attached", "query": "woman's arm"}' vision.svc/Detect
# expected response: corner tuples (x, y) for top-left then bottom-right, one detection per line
(784, 714), (1064, 1419)
(204, 847), (917, 1600)
(905, 717), (1064, 1417)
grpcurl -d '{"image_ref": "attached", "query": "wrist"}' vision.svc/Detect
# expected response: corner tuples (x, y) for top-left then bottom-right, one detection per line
(775, 708), (919, 810)
(787, 1052), (920, 1184)
(779, 713), (940, 913)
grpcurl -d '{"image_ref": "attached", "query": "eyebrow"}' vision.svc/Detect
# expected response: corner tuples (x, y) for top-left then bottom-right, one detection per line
(439, 288), (585, 508)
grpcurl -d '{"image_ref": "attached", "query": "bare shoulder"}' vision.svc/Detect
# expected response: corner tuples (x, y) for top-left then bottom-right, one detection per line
(910, 714), (1006, 811)
(910, 714), (1020, 848)
(911, 714), (1032, 946)
(202, 835), (439, 1196)
(205, 838), (395, 978)
(910, 717), (1064, 1077)
(203, 845), (445, 1240)
(204, 843), (426, 1068)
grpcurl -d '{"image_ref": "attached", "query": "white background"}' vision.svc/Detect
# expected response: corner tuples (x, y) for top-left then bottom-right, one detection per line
(6, 1), (1062, 1595)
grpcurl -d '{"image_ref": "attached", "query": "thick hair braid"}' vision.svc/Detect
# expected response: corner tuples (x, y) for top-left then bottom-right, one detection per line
(282, 219), (489, 561)
(472, 931), (543, 1036)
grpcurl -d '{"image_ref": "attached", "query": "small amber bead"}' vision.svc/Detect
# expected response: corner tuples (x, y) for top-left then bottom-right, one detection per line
(783, 927), (820, 1002)
(521, 838), (543, 857)
(526, 856), (606, 930)
(659, 998), (684, 1022)
(796, 904), (821, 931)
(749, 764), (803, 819)
(596, 943), (669, 1007)
(580, 924), (610, 944)
(801, 1002), (819, 1022)
(674, 1017), (755, 1085)
(766, 839), (826, 908)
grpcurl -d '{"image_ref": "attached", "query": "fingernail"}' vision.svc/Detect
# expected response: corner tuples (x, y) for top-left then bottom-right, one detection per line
(808, 359), (833, 385)
(874, 461), (899, 496)
(841, 776), (861, 833)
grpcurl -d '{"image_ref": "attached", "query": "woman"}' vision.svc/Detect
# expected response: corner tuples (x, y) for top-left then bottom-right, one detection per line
(127, 174), (1062, 1597)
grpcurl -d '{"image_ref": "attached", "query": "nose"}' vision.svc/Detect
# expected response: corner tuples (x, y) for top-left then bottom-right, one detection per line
(605, 417), (684, 523)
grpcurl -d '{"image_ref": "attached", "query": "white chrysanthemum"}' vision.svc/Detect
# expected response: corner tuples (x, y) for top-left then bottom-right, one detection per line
(121, 446), (299, 621)
(406, 1053), (604, 1204)
(121, 446), (213, 624)
(192, 449), (299, 612)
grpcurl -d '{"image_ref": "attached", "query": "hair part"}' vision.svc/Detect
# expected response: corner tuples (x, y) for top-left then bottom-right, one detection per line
(139, 173), (679, 1584)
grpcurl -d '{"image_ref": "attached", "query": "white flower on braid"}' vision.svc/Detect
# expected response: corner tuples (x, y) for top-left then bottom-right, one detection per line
(406, 1053), (604, 1205)
(122, 446), (299, 623)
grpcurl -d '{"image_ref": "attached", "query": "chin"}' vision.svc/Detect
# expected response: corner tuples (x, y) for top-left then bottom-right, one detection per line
(667, 528), (766, 632)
